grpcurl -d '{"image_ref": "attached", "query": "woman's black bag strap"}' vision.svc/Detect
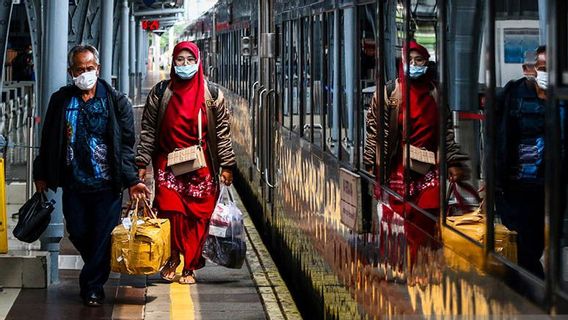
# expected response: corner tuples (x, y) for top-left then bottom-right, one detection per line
(155, 79), (219, 105)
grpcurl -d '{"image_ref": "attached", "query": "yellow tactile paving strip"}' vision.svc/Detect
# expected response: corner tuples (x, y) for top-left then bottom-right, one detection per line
(169, 281), (193, 320)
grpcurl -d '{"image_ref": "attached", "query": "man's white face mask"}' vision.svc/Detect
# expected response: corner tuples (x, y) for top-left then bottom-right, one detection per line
(536, 70), (548, 90)
(73, 70), (98, 90)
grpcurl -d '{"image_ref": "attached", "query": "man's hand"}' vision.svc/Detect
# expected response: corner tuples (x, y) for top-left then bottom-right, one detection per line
(219, 168), (233, 186)
(34, 180), (47, 193)
(129, 182), (150, 200)
(138, 168), (147, 181)
(448, 166), (471, 182)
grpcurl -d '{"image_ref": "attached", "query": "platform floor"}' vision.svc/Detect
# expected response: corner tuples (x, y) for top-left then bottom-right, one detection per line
(2, 186), (297, 320)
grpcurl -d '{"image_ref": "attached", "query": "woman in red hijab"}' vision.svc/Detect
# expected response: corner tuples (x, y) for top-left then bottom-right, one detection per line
(364, 41), (469, 272)
(136, 41), (235, 284)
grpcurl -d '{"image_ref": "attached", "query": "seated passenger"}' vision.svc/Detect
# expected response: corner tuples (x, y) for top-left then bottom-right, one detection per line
(363, 40), (469, 267)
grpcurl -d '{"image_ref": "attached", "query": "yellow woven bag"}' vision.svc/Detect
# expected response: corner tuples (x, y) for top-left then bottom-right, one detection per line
(111, 199), (171, 275)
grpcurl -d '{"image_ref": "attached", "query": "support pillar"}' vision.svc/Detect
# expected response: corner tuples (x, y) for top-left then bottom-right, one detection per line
(136, 20), (145, 89)
(119, 0), (129, 94)
(100, 0), (113, 83)
(39, 0), (68, 285)
(129, 13), (136, 97)
(0, 1), (13, 93)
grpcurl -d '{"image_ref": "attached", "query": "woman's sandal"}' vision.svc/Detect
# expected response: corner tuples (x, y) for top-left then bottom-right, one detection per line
(160, 257), (180, 282)
(178, 270), (196, 284)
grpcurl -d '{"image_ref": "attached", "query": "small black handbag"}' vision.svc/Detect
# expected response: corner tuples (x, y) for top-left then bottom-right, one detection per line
(13, 192), (55, 243)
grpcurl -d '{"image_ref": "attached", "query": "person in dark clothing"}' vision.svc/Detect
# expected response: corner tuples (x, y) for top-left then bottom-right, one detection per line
(496, 45), (548, 278)
(11, 45), (34, 81)
(33, 45), (149, 307)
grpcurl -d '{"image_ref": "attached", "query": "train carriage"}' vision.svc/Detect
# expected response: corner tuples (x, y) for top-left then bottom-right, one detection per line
(182, 0), (568, 318)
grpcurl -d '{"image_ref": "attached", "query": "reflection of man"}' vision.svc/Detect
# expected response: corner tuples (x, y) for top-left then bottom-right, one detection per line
(496, 45), (547, 277)
(522, 50), (536, 81)
(33, 45), (148, 306)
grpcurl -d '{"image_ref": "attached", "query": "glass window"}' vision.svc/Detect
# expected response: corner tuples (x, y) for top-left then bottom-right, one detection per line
(303, 17), (312, 141)
(340, 8), (356, 165)
(312, 15), (324, 148)
(325, 12), (339, 156)
(275, 24), (282, 124)
(292, 20), (301, 134)
(283, 21), (291, 129)
(359, 4), (377, 173)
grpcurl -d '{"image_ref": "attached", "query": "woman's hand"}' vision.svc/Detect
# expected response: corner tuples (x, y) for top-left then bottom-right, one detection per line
(448, 166), (471, 182)
(138, 168), (147, 181)
(220, 168), (233, 186)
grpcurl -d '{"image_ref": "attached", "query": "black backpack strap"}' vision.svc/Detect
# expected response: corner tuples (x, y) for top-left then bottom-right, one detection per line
(156, 79), (171, 106)
(205, 79), (219, 100)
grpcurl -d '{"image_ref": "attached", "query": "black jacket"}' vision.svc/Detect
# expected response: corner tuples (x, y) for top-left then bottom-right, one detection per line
(33, 79), (140, 193)
(496, 78), (543, 189)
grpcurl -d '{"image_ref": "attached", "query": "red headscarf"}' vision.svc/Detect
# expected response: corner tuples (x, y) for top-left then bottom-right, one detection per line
(398, 40), (439, 151)
(169, 40), (205, 121)
(159, 41), (206, 153)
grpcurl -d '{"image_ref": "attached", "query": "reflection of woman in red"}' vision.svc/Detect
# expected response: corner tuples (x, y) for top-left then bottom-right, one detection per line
(137, 42), (235, 284)
(365, 41), (469, 269)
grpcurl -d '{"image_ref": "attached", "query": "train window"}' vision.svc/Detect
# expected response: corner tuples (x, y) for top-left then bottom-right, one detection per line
(275, 24), (282, 124)
(312, 14), (324, 148)
(302, 17), (312, 142)
(325, 11), (339, 156)
(283, 21), (291, 129)
(559, 100), (568, 292)
(339, 9), (356, 165)
(234, 31), (239, 92)
(292, 20), (301, 134)
(359, 4), (377, 174)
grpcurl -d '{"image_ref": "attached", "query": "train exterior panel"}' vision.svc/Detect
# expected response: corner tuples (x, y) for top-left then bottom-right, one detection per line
(183, 0), (568, 317)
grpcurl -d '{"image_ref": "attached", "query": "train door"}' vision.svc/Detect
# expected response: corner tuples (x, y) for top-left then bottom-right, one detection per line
(257, 0), (277, 210)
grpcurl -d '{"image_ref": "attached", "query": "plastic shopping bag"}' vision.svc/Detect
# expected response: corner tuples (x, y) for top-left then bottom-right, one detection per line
(203, 186), (247, 269)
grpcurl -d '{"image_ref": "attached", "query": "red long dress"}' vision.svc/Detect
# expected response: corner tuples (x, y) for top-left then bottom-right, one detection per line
(153, 41), (217, 272)
(387, 41), (440, 269)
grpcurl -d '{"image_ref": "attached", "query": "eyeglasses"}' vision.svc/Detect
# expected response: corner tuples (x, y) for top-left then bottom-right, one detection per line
(175, 56), (197, 65)
(408, 56), (427, 65)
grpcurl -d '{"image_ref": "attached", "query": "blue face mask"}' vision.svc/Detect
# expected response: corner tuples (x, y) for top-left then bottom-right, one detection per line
(174, 63), (199, 80)
(404, 65), (428, 78)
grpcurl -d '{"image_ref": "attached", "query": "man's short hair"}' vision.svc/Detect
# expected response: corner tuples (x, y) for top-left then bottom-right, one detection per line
(68, 44), (100, 68)
(536, 45), (546, 58)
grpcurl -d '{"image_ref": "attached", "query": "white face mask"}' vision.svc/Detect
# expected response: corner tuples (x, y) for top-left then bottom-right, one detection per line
(536, 70), (548, 90)
(174, 61), (199, 80)
(73, 70), (98, 90)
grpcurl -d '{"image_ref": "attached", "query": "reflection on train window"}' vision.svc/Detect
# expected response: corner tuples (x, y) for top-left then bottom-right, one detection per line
(275, 24), (282, 124)
(359, 4), (377, 173)
(302, 17), (312, 142)
(312, 14), (324, 148)
(325, 11), (338, 156)
(339, 9), (355, 165)
(292, 20), (301, 134)
(283, 21), (291, 129)
(561, 98), (568, 292)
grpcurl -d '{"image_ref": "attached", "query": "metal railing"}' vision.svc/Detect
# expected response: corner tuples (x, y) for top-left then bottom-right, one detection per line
(1, 81), (37, 196)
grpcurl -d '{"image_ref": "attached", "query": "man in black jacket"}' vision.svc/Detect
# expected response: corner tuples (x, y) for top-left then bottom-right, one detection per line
(496, 45), (548, 277)
(33, 45), (148, 306)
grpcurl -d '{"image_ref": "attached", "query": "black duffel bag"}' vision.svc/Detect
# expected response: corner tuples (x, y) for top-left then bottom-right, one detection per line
(13, 192), (55, 243)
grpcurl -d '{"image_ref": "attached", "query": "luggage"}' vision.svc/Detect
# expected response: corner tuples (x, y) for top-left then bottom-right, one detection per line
(203, 186), (247, 269)
(111, 199), (171, 275)
(13, 192), (55, 243)
(441, 182), (517, 272)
